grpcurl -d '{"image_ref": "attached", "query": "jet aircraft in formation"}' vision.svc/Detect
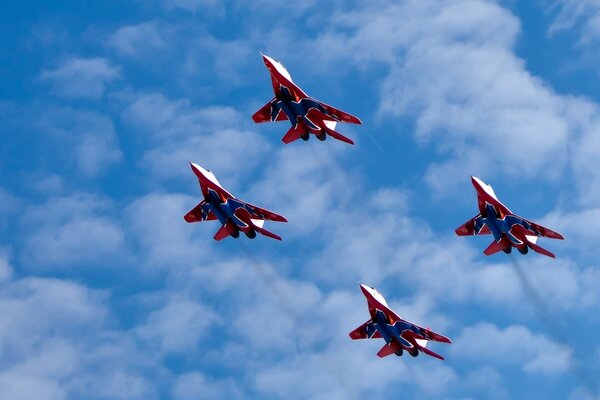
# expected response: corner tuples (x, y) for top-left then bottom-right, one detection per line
(456, 176), (564, 258)
(252, 53), (362, 145)
(184, 163), (287, 241)
(186, 54), (566, 364)
(349, 284), (452, 360)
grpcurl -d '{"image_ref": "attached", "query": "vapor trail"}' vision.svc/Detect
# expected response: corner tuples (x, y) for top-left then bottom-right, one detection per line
(366, 130), (394, 166)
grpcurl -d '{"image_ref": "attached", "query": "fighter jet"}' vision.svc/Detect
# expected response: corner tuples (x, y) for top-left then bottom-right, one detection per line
(456, 176), (564, 258)
(252, 53), (362, 145)
(184, 163), (287, 240)
(349, 284), (452, 360)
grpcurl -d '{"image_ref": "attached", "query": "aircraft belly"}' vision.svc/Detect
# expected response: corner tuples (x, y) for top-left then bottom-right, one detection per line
(207, 204), (227, 225)
(373, 323), (392, 344)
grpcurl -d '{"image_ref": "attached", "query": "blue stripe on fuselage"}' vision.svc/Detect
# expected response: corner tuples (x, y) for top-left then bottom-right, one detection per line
(373, 310), (422, 348)
(274, 86), (332, 130)
(204, 190), (250, 228)
(480, 203), (537, 245)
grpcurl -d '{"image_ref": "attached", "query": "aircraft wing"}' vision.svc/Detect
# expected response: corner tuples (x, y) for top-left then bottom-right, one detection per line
(184, 201), (217, 223)
(401, 319), (452, 345)
(238, 200), (287, 223)
(455, 214), (490, 236)
(349, 320), (381, 340)
(520, 216), (564, 240)
(252, 98), (289, 123)
(317, 99), (362, 124)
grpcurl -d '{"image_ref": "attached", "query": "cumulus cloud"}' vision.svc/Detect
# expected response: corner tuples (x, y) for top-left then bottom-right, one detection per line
(136, 298), (217, 354)
(452, 322), (572, 375)
(171, 372), (242, 400)
(20, 194), (126, 270)
(108, 22), (167, 57)
(121, 93), (270, 184)
(41, 58), (121, 99)
(29, 106), (122, 177)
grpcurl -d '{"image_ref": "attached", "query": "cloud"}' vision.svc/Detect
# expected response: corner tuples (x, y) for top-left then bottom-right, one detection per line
(266, 0), (600, 206)
(18, 106), (123, 177)
(0, 251), (13, 284)
(123, 192), (209, 270)
(136, 297), (217, 354)
(121, 93), (270, 184)
(0, 273), (162, 400)
(20, 194), (126, 270)
(108, 22), (167, 57)
(0, 187), (21, 233)
(451, 322), (572, 375)
(171, 372), (242, 400)
(548, 0), (600, 45)
(163, 0), (223, 13)
(41, 58), (121, 99)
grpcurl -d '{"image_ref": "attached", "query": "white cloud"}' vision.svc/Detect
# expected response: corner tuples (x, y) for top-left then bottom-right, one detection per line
(136, 298), (217, 354)
(548, 0), (600, 45)
(0, 187), (20, 233)
(0, 252), (12, 283)
(123, 192), (209, 270)
(20, 194), (126, 270)
(122, 93), (270, 183)
(171, 372), (242, 400)
(108, 22), (167, 57)
(41, 58), (121, 99)
(452, 322), (572, 375)
(32, 107), (122, 177)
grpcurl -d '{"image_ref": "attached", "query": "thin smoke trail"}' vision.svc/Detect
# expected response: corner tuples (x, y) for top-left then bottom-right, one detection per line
(235, 240), (358, 400)
(507, 254), (598, 396)
(366, 130), (394, 166)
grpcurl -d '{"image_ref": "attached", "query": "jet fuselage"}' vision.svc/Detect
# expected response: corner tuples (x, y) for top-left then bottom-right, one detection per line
(372, 310), (419, 352)
(202, 190), (250, 231)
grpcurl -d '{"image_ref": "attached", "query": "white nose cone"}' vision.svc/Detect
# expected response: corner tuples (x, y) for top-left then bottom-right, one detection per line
(360, 284), (389, 307)
(471, 176), (498, 200)
(262, 53), (294, 83)
(191, 162), (222, 187)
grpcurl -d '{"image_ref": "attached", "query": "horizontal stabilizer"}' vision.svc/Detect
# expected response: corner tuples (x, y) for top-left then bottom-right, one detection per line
(251, 219), (265, 228)
(214, 224), (232, 241)
(253, 224), (282, 241)
(282, 124), (304, 144)
(416, 343), (445, 360)
(377, 344), (395, 358)
(324, 126), (355, 145)
(527, 241), (556, 258)
(484, 240), (504, 256)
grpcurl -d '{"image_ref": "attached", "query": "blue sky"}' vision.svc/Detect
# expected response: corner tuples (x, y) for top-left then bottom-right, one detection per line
(1, 0), (600, 399)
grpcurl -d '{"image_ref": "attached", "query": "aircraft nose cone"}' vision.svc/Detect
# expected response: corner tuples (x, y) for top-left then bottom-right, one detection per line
(359, 283), (373, 298)
(471, 176), (486, 190)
